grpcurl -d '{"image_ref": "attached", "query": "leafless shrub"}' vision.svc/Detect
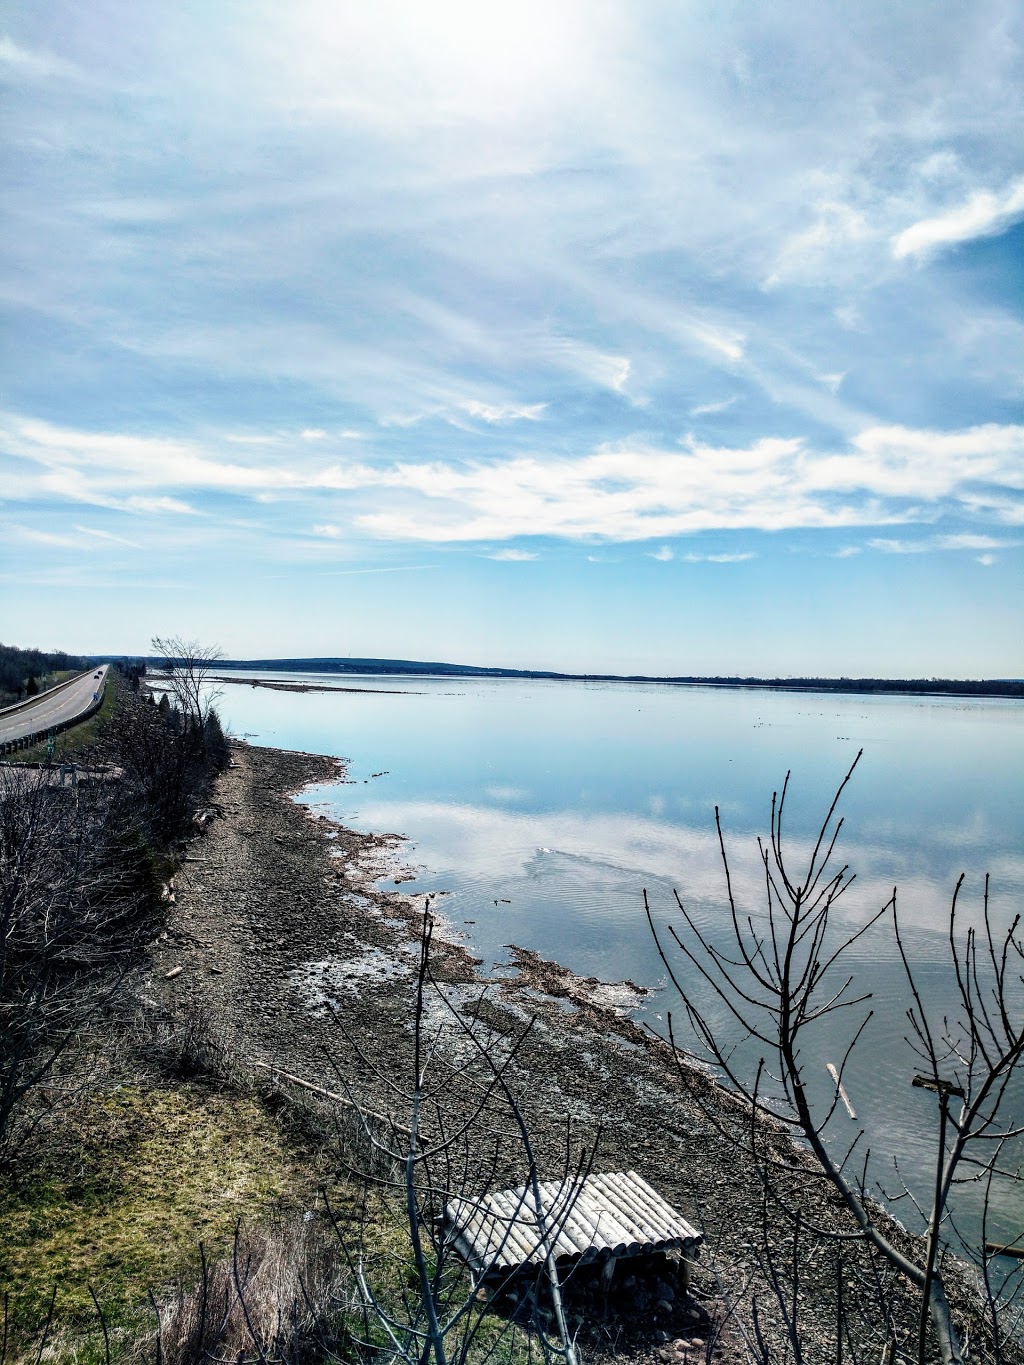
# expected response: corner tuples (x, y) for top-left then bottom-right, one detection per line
(138, 1217), (348, 1365)
(307, 910), (596, 1365)
(0, 764), (152, 1165)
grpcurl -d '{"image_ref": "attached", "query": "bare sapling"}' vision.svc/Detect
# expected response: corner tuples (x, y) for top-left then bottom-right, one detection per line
(646, 751), (1024, 1365)
(310, 907), (595, 1365)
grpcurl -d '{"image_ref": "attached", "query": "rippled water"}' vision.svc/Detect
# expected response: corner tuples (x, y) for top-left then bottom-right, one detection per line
(214, 673), (1024, 1242)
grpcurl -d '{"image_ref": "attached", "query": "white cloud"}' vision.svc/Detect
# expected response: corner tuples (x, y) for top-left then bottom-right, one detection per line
(546, 338), (633, 396)
(892, 178), (1024, 260)
(649, 546), (674, 561)
(868, 533), (1017, 555)
(689, 396), (737, 417)
(933, 533), (1013, 551)
(302, 428), (328, 440)
(460, 400), (547, 423)
(124, 495), (198, 516)
(813, 423), (1024, 501)
(6, 522), (139, 552)
(0, 36), (76, 80)
(6, 412), (1024, 551)
(686, 323), (745, 364)
(765, 198), (871, 288)
(977, 553), (995, 566)
(488, 548), (538, 561)
(312, 523), (343, 538)
(485, 785), (530, 801)
(74, 524), (142, 548)
(682, 551), (756, 563)
(833, 304), (864, 332)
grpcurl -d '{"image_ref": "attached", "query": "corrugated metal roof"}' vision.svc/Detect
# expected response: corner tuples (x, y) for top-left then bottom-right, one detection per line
(445, 1170), (702, 1276)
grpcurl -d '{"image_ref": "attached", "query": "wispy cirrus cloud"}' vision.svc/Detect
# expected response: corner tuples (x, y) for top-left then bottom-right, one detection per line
(689, 396), (737, 418)
(682, 551), (756, 563)
(4, 414), (1024, 549)
(460, 400), (547, 424)
(892, 178), (1024, 261)
(545, 337), (633, 396)
(868, 533), (1017, 555)
(0, 35), (77, 80)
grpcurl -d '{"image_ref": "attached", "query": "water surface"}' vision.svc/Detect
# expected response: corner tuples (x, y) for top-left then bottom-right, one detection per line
(214, 674), (1024, 1241)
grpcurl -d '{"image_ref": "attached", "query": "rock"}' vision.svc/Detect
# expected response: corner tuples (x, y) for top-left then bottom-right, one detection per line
(164, 965), (183, 980)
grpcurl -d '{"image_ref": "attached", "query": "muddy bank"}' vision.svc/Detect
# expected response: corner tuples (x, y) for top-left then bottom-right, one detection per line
(145, 741), (991, 1364)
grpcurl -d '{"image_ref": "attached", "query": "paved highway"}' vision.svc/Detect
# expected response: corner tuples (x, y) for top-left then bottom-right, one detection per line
(0, 665), (109, 746)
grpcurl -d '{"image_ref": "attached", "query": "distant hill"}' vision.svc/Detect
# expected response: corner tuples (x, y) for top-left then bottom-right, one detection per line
(131, 655), (1023, 698)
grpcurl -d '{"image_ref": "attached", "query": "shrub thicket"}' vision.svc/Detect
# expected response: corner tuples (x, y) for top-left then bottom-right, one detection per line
(0, 673), (230, 1167)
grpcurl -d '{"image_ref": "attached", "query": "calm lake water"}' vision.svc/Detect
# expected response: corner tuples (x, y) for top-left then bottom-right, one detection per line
(213, 673), (1024, 1241)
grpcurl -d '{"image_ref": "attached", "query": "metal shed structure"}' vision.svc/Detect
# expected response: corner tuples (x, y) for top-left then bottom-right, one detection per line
(445, 1170), (702, 1284)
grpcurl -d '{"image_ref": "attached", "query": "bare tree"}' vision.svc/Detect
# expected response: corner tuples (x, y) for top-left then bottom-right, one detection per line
(647, 751), (1024, 1365)
(150, 637), (224, 731)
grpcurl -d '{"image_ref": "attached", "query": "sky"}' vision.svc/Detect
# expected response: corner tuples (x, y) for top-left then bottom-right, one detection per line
(1, 1), (1022, 676)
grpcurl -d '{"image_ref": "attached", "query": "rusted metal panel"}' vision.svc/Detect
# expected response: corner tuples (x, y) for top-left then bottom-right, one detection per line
(445, 1170), (702, 1278)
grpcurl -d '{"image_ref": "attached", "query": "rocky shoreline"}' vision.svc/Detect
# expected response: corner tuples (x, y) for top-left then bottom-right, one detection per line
(145, 740), (999, 1364)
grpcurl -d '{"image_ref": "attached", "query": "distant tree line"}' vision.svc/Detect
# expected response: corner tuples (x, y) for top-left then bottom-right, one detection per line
(673, 674), (1024, 697)
(0, 643), (90, 706)
(143, 653), (1024, 698)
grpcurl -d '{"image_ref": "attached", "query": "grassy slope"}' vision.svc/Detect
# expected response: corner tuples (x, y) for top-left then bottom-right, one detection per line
(0, 1081), (329, 1359)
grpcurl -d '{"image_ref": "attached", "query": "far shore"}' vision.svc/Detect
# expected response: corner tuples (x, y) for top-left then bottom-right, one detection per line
(192, 659), (1024, 700)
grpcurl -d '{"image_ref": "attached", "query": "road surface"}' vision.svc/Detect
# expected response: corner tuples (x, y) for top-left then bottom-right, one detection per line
(0, 665), (108, 746)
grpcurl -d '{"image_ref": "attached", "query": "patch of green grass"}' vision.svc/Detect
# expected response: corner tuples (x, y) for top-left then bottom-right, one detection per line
(0, 1082), (325, 1358)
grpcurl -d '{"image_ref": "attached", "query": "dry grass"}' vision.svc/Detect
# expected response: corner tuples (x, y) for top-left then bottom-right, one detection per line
(0, 1081), (332, 1361)
(137, 1216), (351, 1365)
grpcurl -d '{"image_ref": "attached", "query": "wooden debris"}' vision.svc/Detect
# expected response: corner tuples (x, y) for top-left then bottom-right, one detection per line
(826, 1062), (857, 1119)
(250, 1060), (417, 1141)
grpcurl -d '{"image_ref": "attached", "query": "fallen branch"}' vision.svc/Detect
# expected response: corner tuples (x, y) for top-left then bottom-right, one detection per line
(250, 1060), (416, 1141)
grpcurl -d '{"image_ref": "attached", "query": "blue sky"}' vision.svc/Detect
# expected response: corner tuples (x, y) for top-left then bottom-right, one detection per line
(2, 1), (1022, 676)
